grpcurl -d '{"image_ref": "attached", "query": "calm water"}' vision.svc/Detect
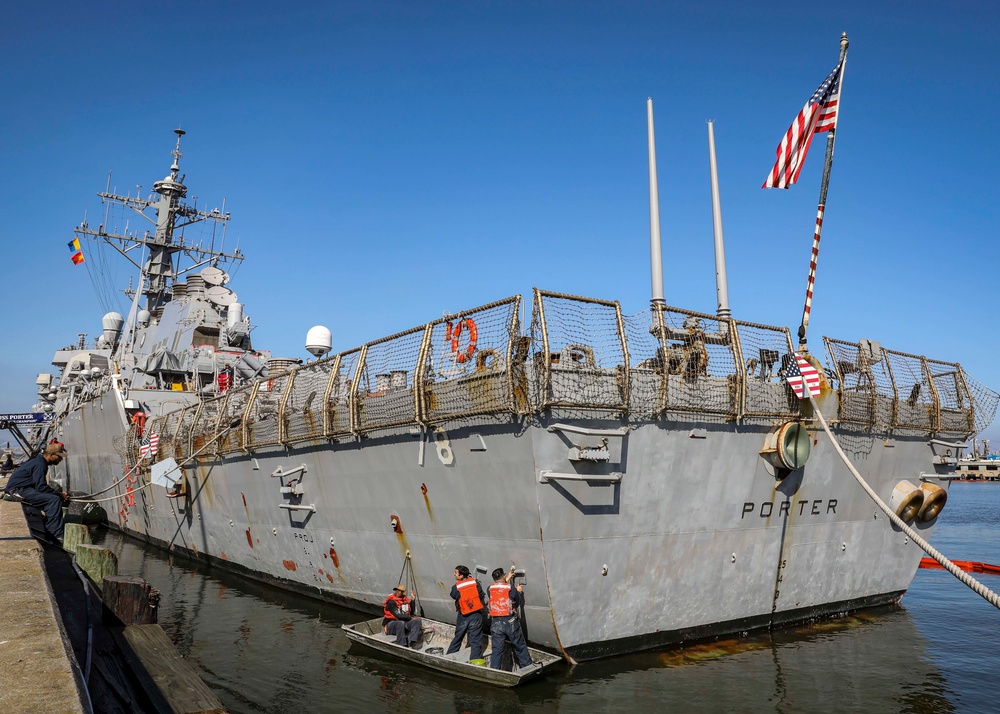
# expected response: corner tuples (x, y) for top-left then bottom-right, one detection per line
(95, 483), (1000, 713)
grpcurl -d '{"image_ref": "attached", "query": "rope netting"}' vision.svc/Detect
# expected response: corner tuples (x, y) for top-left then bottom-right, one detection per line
(191, 394), (226, 456)
(530, 290), (627, 412)
(173, 405), (201, 462)
(145, 292), (994, 463)
(248, 372), (291, 448)
(962, 371), (1000, 436)
(356, 326), (425, 432)
(284, 359), (335, 442)
(217, 383), (254, 452)
(421, 298), (521, 422)
(733, 320), (800, 418)
(625, 306), (740, 417)
(824, 338), (996, 435)
(825, 338), (899, 431)
(328, 350), (361, 437)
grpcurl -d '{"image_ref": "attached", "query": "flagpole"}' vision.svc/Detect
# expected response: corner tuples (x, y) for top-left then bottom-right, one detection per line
(797, 32), (849, 351)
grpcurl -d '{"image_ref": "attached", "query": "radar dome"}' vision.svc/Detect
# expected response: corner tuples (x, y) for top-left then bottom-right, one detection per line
(102, 312), (125, 344)
(305, 326), (332, 358)
(137, 310), (151, 327)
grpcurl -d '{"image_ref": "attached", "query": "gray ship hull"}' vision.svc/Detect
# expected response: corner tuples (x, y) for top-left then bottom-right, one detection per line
(56, 385), (946, 661)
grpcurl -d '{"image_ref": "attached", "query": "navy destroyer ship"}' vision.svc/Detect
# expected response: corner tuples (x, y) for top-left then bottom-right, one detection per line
(32, 128), (998, 661)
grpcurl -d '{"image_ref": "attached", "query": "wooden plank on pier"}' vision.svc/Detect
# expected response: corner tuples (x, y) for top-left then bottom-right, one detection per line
(115, 624), (227, 714)
(104, 575), (159, 625)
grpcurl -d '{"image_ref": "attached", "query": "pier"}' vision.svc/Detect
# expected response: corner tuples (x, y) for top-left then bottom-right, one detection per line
(0, 498), (86, 712)
(0, 497), (226, 713)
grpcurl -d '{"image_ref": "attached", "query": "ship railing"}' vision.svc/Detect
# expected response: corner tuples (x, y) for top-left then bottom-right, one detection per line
(823, 337), (995, 435)
(629, 304), (800, 419)
(185, 296), (524, 455)
(530, 289), (630, 413)
(528, 291), (801, 420)
(157, 294), (999, 463)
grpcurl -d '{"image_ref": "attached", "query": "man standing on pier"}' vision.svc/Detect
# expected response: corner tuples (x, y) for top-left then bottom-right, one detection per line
(2, 443), (69, 543)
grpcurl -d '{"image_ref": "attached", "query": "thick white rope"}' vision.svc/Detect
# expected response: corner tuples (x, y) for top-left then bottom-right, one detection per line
(74, 420), (241, 505)
(809, 396), (1000, 610)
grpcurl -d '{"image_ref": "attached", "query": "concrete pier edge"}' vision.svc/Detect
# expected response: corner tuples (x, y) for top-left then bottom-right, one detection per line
(0, 498), (88, 713)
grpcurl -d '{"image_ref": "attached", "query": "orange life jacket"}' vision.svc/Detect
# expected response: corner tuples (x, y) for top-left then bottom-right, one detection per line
(488, 582), (513, 617)
(383, 594), (411, 621)
(455, 577), (483, 615)
(130, 411), (146, 437)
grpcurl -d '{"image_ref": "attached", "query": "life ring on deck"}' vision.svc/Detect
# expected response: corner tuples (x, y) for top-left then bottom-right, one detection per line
(447, 318), (478, 364)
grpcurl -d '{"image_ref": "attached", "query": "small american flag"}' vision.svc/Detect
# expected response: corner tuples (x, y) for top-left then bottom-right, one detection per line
(139, 432), (159, 459)
(763, 61), (844, 189)
(785, 355), (822, 399)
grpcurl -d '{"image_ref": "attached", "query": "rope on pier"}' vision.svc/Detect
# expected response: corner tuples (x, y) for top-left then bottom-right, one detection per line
(810, 396), (1000, 611)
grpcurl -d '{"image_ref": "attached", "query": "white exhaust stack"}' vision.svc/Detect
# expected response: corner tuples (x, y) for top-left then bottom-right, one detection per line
(647, 98), (665, 307)
(707, 121), (731, 319)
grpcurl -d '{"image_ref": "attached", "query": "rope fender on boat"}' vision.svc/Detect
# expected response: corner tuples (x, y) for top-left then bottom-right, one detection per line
(809, 396), (1000, 611)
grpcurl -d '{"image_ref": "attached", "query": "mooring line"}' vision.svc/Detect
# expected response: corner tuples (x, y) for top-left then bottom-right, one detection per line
(810, 396), (1000, 610)
(74, 419), (242, 504)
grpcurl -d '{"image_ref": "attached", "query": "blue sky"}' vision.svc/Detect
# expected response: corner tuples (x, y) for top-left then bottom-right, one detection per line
(2, 2), (998, 444)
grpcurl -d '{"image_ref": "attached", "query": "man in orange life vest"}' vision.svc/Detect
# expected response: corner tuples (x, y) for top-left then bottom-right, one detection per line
(383, 584), (422, 649)
(488, 567), (532, 669)
(446, 565), (486, 660)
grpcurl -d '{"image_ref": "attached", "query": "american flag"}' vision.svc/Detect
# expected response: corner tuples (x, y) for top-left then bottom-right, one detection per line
(139, 432), (159, 459)
(763, 61), (844, 189)
(785, 354), (822, 399)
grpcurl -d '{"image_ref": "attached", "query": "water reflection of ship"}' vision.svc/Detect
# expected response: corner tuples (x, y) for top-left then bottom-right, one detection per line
(95, 529), (956, 713)
(568, 609), (956, 714)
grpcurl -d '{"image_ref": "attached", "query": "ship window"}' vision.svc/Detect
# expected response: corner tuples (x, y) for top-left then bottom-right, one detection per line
(988, 466), (998, 471)
(969, 465), (979, 471)
(192, 327), (220, 348)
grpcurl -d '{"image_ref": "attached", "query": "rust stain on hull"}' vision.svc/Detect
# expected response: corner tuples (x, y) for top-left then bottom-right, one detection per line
(246, 529), (254, 548)
(329, 548), (340, 568)
(282, 560), (298, 571)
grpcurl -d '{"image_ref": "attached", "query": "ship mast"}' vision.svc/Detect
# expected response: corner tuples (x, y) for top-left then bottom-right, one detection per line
(74, 129), (242, 316)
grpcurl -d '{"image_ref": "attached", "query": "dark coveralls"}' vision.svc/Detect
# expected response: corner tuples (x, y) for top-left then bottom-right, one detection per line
(4, 454), (64, 540)
(489, 583), (531, 669)
(383, 595), (422, 647)
(446, 578), (486, 659)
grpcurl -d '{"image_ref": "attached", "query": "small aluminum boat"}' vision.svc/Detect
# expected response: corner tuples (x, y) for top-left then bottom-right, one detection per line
(342, 617), (562, 687)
